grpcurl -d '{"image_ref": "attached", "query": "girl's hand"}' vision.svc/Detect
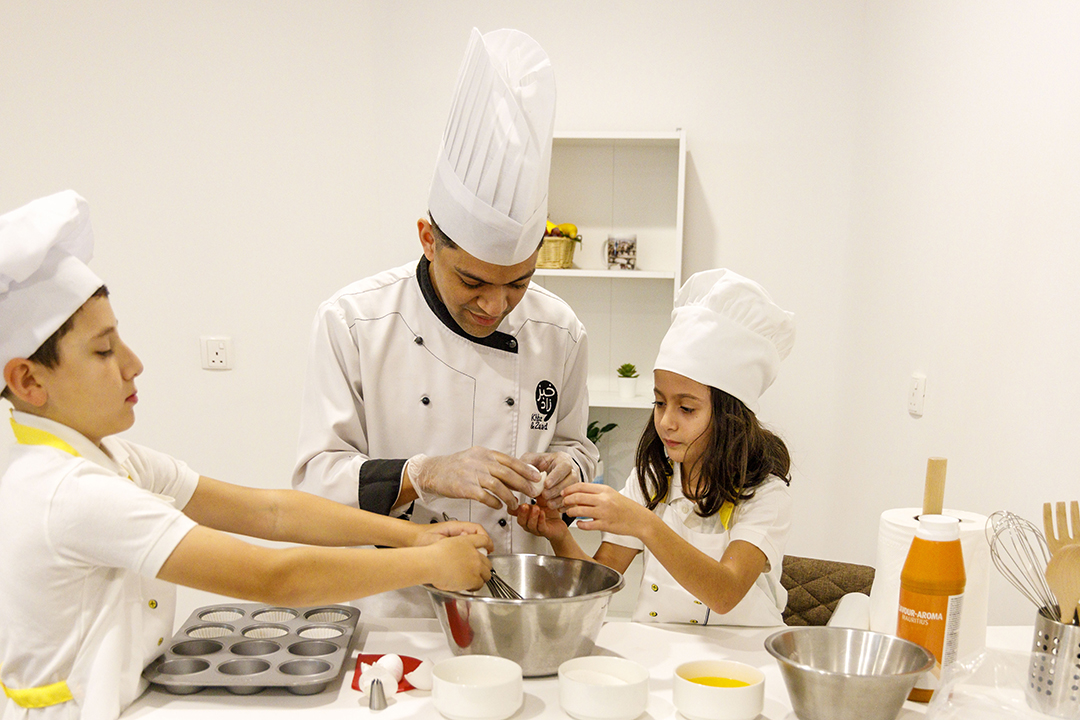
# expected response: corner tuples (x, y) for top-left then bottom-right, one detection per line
(416, 521), (494, 554)
(515, 498), (569, 543)
(563, 483), (651, 538)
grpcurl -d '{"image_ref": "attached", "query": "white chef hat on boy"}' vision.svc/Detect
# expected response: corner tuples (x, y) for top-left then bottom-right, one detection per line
(654, 268), (795, 409)
(0, 190), (103, 370)
(427, 27), (556, 266)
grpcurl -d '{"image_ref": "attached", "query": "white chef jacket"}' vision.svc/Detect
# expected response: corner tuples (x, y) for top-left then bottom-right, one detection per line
(293, 258), (597, 616)
(0, 412), (199, 720)
(602, 465), (790, 626)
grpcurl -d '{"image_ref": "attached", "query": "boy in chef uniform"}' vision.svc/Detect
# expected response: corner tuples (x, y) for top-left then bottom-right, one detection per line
(0, 191), (493, 719)
(294, 28), (597, 617)
(518, 269), (795, 626)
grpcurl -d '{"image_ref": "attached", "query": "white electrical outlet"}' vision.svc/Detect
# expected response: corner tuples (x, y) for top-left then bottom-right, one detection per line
(200, 336), (232, 370)
(908, 372), (926, 416)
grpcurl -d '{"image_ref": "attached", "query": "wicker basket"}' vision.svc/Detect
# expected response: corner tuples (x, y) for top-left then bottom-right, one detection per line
(537, 235), (579, 269)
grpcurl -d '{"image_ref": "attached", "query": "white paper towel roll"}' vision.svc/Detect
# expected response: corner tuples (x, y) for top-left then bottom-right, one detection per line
(868, 508), (990, 660)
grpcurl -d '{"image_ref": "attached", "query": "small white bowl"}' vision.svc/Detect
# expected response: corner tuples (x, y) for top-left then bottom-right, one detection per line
(432, 655), (523, 720)
(559, 656), (649, 720)
(673, 660), (764, 720)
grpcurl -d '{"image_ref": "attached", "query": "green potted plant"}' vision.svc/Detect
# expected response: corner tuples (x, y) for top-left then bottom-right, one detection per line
(616, 362), (639, 399)
(588, 420), (618, 445)
(587, 420), (617, 485)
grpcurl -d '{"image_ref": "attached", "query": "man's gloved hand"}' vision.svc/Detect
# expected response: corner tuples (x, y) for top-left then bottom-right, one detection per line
(519, 451), (582, 512)
(407, 447), (543, 512)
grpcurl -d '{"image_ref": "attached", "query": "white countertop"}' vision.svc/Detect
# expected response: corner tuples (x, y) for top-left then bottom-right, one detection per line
(121, 618), (1035, 720)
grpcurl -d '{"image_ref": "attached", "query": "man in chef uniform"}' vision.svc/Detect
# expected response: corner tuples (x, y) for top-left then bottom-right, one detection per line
(294, 28), (597, 616)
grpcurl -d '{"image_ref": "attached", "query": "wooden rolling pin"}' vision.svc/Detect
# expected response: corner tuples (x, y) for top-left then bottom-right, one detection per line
(922, 457), (947, 515)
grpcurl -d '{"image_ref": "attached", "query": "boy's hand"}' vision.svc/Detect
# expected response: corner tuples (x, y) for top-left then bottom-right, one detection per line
(428, 534), (492, 592)
(562, 483), (649, 537)
(415, 520), (493, 554)
(514, 497), (569, 543)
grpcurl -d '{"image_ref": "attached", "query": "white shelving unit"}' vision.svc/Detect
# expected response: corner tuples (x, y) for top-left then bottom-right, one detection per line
(534, 130), (687, 410)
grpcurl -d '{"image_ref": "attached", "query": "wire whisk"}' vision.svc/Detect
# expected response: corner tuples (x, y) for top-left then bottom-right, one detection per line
(486, 568), (524, 600)
(985, 510), (1057, 612)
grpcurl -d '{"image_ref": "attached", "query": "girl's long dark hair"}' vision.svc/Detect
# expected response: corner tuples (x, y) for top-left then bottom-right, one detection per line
(636, 387), (791, 517)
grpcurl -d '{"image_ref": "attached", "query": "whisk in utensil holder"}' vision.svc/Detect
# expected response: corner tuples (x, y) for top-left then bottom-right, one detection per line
(1027, 607), (1080, 718)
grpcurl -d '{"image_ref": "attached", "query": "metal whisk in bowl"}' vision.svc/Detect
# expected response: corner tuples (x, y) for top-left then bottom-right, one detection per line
(486, 568), (524, 600)
(439, 512), (523, 599)
(985, 510), (1058, 612)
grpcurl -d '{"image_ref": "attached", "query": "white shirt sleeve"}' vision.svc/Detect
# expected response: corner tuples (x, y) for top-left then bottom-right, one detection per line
(543, 323), (598, 481)
(112, 438), (201, 509)
(728, 477), (791, 574)
(48, 463), (198, 578)
(292, 299), (371, 508)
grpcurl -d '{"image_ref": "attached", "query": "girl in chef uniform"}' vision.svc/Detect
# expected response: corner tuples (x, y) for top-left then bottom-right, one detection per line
(517, 268), (795, 626)
(0, 191), (493, 720)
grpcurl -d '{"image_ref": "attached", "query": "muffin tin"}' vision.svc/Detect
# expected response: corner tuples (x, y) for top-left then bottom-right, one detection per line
(143, 603), (360, 695)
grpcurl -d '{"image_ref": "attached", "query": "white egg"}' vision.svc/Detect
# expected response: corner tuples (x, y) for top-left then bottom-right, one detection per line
(404, 658), (434, 691)
(375, 653), (405, 681)
(358, 664), (399, 698)
(528, 470), (547, 497)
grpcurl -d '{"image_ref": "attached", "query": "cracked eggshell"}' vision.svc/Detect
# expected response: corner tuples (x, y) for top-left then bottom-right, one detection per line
(405, 658), (434, 691)
(376, 653), (405, 681)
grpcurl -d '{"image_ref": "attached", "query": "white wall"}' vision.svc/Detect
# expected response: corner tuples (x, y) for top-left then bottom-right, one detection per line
(837, 0), (1080, 625)
(2, 1), (1076, 625)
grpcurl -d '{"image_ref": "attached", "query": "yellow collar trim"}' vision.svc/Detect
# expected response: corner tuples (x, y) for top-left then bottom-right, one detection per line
(718, 501), (734, 531)
(0, 667), (73, 708)
(10, 419), (81, 458)
(670, 467), (734, 530)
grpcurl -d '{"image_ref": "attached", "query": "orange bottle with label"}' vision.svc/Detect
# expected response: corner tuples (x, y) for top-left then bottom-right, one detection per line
(896, 514), (965, 703)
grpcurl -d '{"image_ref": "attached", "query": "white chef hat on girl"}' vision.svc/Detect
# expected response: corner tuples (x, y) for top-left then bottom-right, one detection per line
(427, 27), (556, 266)
(0, 190), (103, 370)
(653, 268), (795, 409)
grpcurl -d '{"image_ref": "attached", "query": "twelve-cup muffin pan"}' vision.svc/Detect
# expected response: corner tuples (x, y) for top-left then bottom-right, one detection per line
(143, 603), (361, 696)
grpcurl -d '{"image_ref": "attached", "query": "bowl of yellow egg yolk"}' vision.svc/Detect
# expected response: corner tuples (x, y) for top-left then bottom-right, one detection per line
(673, 660), (764, 720)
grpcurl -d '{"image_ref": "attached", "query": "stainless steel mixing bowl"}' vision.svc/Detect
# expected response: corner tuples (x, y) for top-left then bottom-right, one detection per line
(764, 627), (935, 720)
(425, 554), (624, 677)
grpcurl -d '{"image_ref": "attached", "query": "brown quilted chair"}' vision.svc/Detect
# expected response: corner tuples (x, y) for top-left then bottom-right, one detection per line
(780, 555), (876, 626)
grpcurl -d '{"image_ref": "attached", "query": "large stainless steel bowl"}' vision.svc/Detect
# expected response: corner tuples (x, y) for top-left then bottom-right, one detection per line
(764, 627), (935, 720)
(425, 554), (624, 677)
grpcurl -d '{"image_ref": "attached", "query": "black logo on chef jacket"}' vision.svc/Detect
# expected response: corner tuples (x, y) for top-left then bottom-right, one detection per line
(530, 380), (557, 430)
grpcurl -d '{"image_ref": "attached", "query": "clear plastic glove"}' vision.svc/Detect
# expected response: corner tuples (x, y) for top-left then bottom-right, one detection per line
(408, 447), (542, 512)
(519, 451), (582, 512)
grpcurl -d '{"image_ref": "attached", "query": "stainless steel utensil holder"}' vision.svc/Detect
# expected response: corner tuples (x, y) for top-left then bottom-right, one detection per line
(1028, 607), (1080, 718)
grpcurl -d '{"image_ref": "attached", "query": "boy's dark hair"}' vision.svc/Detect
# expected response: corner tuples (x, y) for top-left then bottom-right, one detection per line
(635, 386), (791, 518)
(1, 285), (109, 401)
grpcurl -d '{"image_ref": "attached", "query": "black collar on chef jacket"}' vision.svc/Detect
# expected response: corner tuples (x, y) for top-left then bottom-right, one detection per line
(416, 256), (519, 354)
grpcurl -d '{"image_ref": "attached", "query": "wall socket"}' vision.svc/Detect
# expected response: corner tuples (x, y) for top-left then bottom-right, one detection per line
(908, 372), (926, 417)
(200, 336), (232, 370)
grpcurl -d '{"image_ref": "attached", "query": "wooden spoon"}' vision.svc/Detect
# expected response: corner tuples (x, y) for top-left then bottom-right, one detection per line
(922, 457), (947, 515)
(1045, 543), (1080, 624)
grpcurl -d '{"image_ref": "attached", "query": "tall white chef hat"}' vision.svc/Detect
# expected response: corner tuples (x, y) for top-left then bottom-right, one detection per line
(0, 190), (103, 370)
(654, 268), (795, 409)
(427, 27), (556, 266)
